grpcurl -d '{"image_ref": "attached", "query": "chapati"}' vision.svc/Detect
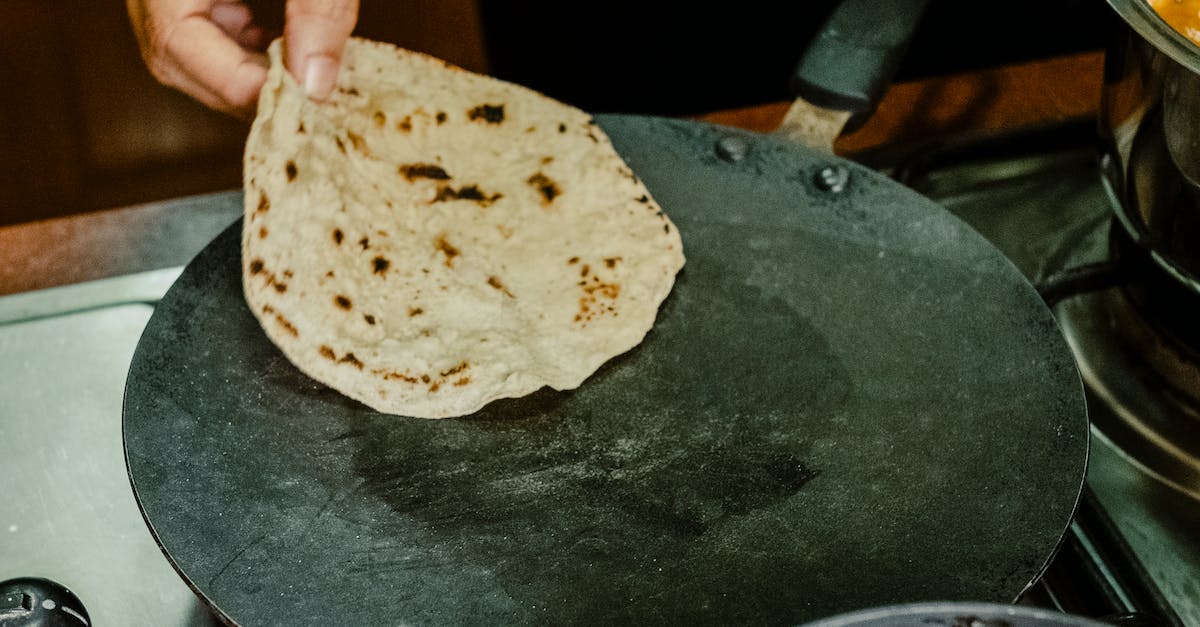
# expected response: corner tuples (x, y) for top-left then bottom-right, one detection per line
(241, 38), (685, 418)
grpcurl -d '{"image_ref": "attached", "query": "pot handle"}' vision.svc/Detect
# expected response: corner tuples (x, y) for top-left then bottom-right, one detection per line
(790, 0), (932, 115)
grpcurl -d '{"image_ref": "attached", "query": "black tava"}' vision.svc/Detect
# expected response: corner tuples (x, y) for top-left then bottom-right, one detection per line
(124, 114), (1087, 626)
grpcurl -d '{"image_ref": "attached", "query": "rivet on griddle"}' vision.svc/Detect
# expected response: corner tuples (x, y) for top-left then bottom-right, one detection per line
(813, 165), (849, 193)
(715, 135), (750, 162)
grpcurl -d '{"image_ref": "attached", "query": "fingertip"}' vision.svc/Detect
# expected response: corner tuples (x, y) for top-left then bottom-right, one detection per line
(303, 54), (339, 100)
(283, 0), (358, 98)
(209, 2), (253, 35)
(282, 38), (309, 90)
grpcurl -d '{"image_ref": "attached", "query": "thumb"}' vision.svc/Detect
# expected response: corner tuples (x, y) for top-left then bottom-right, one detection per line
(284, 0), (359, 100)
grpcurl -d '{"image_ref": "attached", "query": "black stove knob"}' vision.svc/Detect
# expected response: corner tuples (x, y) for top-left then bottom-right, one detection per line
(0, 578), (90, 627)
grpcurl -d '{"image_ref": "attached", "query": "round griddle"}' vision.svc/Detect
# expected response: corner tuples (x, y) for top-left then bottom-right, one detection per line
(124, 115), (1088, 625)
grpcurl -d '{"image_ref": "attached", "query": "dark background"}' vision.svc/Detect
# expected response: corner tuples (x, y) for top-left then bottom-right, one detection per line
(0, 0), (1115, 227)
(479, 0), (1117, 114)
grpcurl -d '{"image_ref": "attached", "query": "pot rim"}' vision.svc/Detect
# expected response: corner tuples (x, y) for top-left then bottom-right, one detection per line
(799, 601), (1108, 627)
(1107, 0), (1200, 73)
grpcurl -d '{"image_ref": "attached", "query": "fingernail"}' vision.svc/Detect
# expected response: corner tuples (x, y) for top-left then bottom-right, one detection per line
(304, 55), (338, 100)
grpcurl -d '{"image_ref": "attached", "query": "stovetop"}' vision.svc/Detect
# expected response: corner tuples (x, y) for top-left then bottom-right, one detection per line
(1, 129), (1198, 625)
(906, 137), (1200, 624)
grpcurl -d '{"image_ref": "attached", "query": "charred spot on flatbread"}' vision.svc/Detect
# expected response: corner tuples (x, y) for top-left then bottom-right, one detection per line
(285, 161), (297, 181)
(575, 278), (621, 325)
(399, 163), (451, 181)
(248, 258), (288, 292)
(262, 305), (300, 337)
(376, 369), (418, 384)
(434, 235), (460, 267)
(487, 276), (515, 298)
(372, 256), (391, 275)
(440, 361), (469, 377)
(526, 172), (560, 205)
(318, 345), (364, 369)
(467, 104), (505, 124)
(346, 131), (369, 154)
(335, 295), (353, 310)
(433, 184), (501, 206)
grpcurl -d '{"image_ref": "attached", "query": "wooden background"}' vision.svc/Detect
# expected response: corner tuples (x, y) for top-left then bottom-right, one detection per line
(0, 0), (488, 227)
(0, 1), (1106, 229)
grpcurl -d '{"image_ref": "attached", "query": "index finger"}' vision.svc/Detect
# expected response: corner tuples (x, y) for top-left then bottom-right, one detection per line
(162, 14), (269, 116)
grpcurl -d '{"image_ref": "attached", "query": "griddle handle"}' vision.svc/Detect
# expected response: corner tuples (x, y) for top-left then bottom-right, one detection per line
(790, 0), (931, 114)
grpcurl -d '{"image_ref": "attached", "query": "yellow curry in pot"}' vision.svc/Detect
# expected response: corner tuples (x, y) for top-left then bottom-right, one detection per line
(1151, 0), (1200, 45)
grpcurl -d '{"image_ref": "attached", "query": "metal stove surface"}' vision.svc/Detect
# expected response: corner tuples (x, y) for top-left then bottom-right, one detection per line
(0, 268), (220, 625)
(912, 143), (1200, 624)
(0, 192), (242, 626)
(0, 140), (1198, 625)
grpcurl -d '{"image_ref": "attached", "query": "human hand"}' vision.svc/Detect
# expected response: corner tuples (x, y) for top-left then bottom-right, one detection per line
(127, 0), (359, 119)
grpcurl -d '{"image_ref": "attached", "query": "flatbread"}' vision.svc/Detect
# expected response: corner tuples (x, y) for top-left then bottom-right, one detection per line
(242, 38), (684, 418)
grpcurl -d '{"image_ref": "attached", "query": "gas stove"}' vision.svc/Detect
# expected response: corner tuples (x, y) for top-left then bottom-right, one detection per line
(902, 130), (1200, 624)
(1, 125), (1198, 625)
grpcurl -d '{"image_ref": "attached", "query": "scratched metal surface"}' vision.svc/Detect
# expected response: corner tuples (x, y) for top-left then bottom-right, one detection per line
(0, 272), (218, 626)
(123, 115), (1088, 625)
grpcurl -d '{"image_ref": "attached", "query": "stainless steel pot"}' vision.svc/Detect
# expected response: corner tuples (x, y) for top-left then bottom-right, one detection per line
(1102, 0), (1200, 293)
(799, 602), (1107, 627)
